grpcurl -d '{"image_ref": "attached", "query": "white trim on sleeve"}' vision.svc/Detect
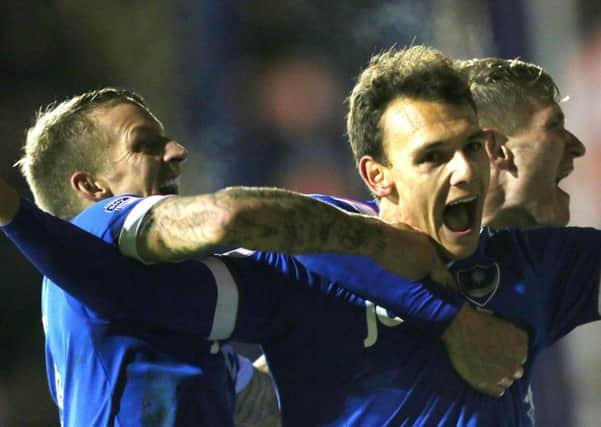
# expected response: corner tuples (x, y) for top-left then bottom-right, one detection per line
(333, 196), (378, 216)
(203, 256), (240, 340)
(221, 247), (256, 257)
(118, 195), (171, 264)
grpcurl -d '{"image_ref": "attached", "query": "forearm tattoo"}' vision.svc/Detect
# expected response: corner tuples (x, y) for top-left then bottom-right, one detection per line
(137, 187), (389, 262)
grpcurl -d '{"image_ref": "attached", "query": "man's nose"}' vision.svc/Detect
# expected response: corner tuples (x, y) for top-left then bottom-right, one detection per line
(164, 140), (189, 163)
(565, 130), (585, 158)
(448, 152), (474, 186)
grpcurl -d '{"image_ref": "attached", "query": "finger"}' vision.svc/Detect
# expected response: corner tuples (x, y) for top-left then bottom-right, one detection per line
(497, 377), (513, 388)
(520, 351), (528, 364)
(482, 360), (523, 384)
(505, 340), (528, 365)
(476, 383), (506, 398)
(513, 366), (524, 380)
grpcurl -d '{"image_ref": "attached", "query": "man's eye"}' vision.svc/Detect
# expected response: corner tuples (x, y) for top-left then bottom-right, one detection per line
(421, 151), (442, 164)
(466, 141), (483, 154)
(547, 120), (563, 129)
(136, 139), (160, 151)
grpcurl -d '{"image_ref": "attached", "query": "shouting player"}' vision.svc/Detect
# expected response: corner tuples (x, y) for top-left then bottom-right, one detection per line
(0, 87), (521, 426)
(1, 47), (598, 426)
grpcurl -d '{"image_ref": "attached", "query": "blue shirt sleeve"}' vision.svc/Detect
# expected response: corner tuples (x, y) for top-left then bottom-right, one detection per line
(305, 194), (465, 336)
(507, 227), (601, 345)
(0, 198), (225, 337)
(0, 198), (304, 343)
(295, 253), (464, 336)
(2, 195), (465, 342)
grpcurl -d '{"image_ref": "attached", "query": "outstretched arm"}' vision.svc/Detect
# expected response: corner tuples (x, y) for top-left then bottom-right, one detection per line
(134, 187), (453, 287)
(124, 186), (528, 397)
(1, 177), (526, 397)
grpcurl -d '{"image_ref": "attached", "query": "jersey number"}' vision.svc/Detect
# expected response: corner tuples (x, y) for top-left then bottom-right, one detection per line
(363, 300), (404, 348)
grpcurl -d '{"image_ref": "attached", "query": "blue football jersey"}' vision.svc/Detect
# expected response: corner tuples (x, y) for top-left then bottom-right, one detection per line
(3, 195), (466, 426)
(8, 193), (597, 426)
(263, 195), (601, 426)
(37, 196), (239, 427)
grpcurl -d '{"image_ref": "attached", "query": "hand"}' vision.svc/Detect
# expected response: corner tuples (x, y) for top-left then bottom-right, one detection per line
(0, 176), (20, 226)
(382, 221), (458, 291)
(441, 304), (528, 397)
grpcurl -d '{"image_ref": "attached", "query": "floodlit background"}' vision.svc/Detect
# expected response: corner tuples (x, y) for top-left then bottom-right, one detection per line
(0, 1), (599, 426)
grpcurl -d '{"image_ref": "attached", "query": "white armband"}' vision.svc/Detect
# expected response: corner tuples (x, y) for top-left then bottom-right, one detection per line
(203, 256), (239, 340)
(118, 195), (171, 264)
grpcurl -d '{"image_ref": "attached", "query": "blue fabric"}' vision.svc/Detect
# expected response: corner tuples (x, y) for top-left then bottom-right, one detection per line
(3, 197), (237, 426)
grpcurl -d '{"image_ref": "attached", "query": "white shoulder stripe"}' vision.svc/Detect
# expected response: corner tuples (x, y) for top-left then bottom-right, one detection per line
(332, 197), (378, 216)
(203, 257), (239, 340)
(118, 195), (171, 264)
(221, 247), (256, 257)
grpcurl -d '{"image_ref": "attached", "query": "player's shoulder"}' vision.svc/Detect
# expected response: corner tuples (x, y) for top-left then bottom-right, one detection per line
(483, 225), (601, 251)
(71, 195), (144, 242)
(308, 194), (378, 216)
(479, 226), (601, 269)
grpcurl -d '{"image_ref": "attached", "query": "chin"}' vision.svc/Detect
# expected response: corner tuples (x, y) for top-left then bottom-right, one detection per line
(159, 185), (179, 195)
(444, 239), (480, 261)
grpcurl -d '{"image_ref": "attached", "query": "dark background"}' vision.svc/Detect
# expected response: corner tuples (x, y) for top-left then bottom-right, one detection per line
(0, 1), (600, 425)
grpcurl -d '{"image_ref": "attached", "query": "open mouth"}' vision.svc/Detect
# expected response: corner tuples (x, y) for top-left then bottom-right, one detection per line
(555, 167), (574, 196)
(158, 177), (180, 195)
(443, 196), (478, 233)
(555, 167), (573, 186)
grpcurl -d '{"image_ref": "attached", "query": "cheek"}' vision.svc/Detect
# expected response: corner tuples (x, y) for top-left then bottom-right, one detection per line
(401, 181), (439, 226)
(521, 142), (555, 168)
(135, 160), (157, 180)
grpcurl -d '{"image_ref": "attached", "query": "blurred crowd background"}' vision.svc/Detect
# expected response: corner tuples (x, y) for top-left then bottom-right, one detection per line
(0, 1), (600, 426)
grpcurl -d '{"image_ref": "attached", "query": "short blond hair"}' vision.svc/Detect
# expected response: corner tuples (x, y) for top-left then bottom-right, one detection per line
(16, 88), (149, 219)
(457, 58), (559, 135)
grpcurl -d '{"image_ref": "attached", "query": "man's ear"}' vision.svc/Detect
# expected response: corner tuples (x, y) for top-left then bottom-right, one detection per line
(70, 171), (113, 201)
(358, 155), (394, 198)
(483, 129), (515, 174)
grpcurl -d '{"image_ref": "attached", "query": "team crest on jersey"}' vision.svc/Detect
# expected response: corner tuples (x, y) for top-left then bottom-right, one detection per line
(455, 263), (500, 307)
(104, 196), (135, 213)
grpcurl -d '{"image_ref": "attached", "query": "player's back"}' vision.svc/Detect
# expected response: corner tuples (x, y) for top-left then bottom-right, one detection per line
(41, 196), (236, 426)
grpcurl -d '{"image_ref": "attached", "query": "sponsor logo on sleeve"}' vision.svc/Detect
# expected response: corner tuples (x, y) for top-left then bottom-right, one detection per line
(104, 196), (136, 213)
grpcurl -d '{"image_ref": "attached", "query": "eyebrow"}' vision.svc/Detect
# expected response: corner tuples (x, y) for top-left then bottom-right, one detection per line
(467, 130), (486, 141)
(414, 129), (485, 152)
(132, 125), (162, 134)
